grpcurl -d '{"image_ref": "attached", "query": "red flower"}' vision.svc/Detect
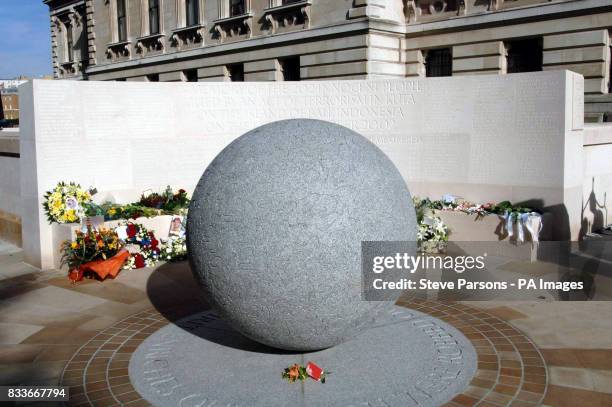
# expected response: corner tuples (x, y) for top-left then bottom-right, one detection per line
(127, 224), (137, 238)
(134, 253), (145, 269)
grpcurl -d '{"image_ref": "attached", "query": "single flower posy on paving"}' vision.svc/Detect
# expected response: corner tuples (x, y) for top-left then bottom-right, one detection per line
(282, 362), (329, 384)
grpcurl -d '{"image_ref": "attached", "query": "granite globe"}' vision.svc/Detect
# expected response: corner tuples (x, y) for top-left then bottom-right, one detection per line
(187, 119), (416, 351)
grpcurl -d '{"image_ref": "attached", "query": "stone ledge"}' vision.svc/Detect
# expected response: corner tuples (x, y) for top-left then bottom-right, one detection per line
(584, 123), (612, 146)
(0, 135), (19, 155)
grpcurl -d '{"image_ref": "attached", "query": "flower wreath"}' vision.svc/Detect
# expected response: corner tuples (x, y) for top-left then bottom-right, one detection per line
(43, 181), (94, 224)
(120, 222), (161, 269)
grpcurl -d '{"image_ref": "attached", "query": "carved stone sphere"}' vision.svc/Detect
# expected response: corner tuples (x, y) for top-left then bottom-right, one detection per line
(187, 119), (416, 351)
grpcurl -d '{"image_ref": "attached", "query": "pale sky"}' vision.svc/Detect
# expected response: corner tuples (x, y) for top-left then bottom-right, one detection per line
(0, 0), (53, 79)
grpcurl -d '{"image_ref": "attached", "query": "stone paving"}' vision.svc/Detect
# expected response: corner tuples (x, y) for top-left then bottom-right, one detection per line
(1, 245), (612, 406)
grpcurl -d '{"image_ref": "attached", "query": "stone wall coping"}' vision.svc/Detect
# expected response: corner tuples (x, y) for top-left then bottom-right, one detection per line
(584, 123), (612, 146)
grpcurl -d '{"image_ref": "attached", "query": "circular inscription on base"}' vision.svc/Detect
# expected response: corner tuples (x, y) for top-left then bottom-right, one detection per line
(129, 306), (477, 407)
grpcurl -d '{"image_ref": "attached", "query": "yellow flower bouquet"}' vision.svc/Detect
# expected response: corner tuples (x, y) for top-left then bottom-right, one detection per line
(43, 181), (95, 224)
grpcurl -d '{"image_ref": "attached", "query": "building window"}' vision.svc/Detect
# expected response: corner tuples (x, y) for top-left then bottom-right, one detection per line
(282, 0), (301, 4)
(186, 0), (199, 26)
(506, 38), (543, 74)
(183, 69), (198, 82)
(425, 48), (452, 77)
(149, 0), (161, 34)
(230, 0), (245, 16)
(117, 0), (128, 42)
(279, 56), (300, 81)
(147, 73), (160, 82)
(228, 64), (244, 82)
(65, 22), (74, 62)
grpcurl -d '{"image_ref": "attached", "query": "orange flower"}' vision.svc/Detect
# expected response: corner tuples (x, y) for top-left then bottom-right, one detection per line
(97, 240), (105, 248)
(288, 364), (300, 382)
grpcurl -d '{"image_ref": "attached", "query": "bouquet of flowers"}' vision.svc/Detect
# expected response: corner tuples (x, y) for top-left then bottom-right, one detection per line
(60, 226), (122, 270)
(282, 362), (328, 384)
(413, 197), (537, 220)
(139, 186), (190, 214)
(93, 202), (162, 221)
(120, 222), (161, 269)
(413, 196), (450, 253)
(160, 236), (187, 262)
(417, 215), (449, 244)
(43, 181), (95, 224)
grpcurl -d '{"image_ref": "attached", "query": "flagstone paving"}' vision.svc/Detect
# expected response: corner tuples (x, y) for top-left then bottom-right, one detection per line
(1, 246), (612, 406)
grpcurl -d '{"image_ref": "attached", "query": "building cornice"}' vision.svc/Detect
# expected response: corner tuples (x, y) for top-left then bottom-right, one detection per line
(395, 0), (612, 36)
(43, 0), (84, 8)
(45, 0), (85, 15)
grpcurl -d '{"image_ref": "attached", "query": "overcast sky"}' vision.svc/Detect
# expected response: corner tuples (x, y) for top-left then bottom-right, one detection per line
(0, 0), (52, 79)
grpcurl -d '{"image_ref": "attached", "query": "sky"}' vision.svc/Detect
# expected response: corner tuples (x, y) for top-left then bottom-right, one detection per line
(0, 0), (52, 79)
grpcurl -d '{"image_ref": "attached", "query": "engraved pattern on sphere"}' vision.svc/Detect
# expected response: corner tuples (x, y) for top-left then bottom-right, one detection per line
(187, 119), (417, 350)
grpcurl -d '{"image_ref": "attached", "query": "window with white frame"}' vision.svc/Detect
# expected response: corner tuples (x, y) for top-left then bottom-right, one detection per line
(140, 0), (163, 37)
(54, 12), (78, 64)
(175, 0), (205, 28)
(106, 0), (131, 59)
(217, 0), (250, 18)
(268, 0), (302, 7)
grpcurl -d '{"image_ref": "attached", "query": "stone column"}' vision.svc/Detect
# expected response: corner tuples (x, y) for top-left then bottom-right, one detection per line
(404, 50), (425, 77)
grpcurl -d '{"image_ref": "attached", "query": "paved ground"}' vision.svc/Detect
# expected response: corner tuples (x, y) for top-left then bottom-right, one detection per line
(1, 241), (612, 406)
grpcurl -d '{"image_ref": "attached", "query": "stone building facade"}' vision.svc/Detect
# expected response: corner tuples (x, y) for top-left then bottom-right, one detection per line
(44, 0), (611, 93)
(0, 91), (20, 122)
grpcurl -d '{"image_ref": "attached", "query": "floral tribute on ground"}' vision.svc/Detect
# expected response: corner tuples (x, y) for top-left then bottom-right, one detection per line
(121, 222), (161, 270)
(61, 222), (169, 280)
(413, 197), (450, 254)
(282, 362), (329, 384)
(60, 226), (128, 283)
(414, 196), (544, 244)
(43, 182), (190, 224)
(54, 183), (192, 282)
(160, 236), (187, 262)
(43, 182), (96, 224)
